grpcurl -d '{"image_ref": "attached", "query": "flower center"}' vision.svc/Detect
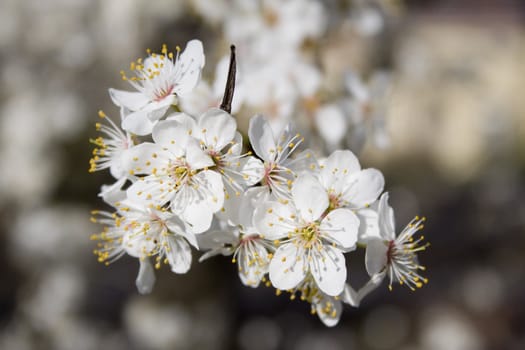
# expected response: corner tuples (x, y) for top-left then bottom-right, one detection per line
(208, 150), (225, 169)
(386, 240), (396, 265)
(362, 102), (373, 118)
(300, 223), (319, 244)
(153, 84), (174, 101)
(328, 193), (342, 211)
(169, 162), (192, 188)
(261, 162), (275, 186)
(263, 7), (279, 27)
(303, 96), (320, 113)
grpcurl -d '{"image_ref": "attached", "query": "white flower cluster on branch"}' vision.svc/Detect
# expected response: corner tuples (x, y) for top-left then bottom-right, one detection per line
(90, 39), (428, 327)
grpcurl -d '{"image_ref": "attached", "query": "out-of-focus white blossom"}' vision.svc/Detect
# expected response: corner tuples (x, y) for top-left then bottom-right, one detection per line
(224, 0), (326, 55)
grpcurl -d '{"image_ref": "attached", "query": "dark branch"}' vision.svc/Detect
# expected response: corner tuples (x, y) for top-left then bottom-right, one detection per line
(220, 45), (236, 114)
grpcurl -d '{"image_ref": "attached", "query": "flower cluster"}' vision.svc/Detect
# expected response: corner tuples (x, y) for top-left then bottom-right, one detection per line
(185, 0), (395, 152)
(90, 39), (428, 327)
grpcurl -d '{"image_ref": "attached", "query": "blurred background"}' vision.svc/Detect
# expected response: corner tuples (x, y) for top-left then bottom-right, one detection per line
(1, 0), (524, 349)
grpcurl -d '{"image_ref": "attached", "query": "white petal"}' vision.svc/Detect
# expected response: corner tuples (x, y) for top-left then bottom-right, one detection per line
(345, 72), (369, 102)
(197, 108), (237, 151)
(237, 186), (268, 230)
(253, 201), (295, 240)
(178, 81), (215, 117)
(269, 243), (306, 291)
(316, 296), (343, 327)
(216, 186), (243, 226)
(292, 173), (328, 222)
(354, 7), (384, 36)
(199, 247), (233, 261)
(165, 215), (198, 249)
(202, 170), (225, 212)
(196, 229), (238, 253)
(315, 104), (347, 146)
(152, 120), (188, 157)
(99, 177), (127, 205)
(232, 156), (265, 187)
(310, 246), (346, 296)
(136, 259), (156, 294)
(342, 168), (384, 208)
(174, 39), (205, 95)
(124, 232), (156, 258)
(248, 114), (276, 162)
(109, 88), (150, 111)
(126, 176), (172, 206)
(356, 208), (380, 243)
(165, 235), (192, 274)
(238, 241), (269, 288)
(320, 208), (359, 249)
(144, 98), (174, 119)
(285, 149), (318, 176)
(186, 139), (214, 169)
(166, 112), (197, 132)
(365, 238), (388, 276)
(178, 200), (214, 234)
(121, 143), (170, 175)
(320, 150), (360, 191)
(326, 149), (361, 174)
(121, 108), (157, 136)
(378, 192), (395, 240)
(219, 186), (262, 228)
(292, 61), (321, 97)
(177, 170), (224, 234)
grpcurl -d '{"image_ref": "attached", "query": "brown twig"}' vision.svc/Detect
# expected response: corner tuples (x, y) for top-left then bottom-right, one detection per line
(220, 45), (236, 114)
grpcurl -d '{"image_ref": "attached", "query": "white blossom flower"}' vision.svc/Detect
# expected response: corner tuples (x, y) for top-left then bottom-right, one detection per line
(88, 110), (133, 178)
(349, 2), (385, 37)
(248, 114), (312, 199)
(314, 71), (391, 152)
(317, 150), (384, 241)
(224, 0), (326, 55)
(344, 71), (391, 151)
(200, 188), (272, 287)
(199, 225), (273, 288)
(165, 109), (264, 225)
(242, 52), (321, 134)
(365, 193), (429, 291)
(91, 200), (198, 294)
(254, 173), (359, 296)
(122, 118), (224, 233)
(88, 109), (136, 204)
(109, 40), (205, 135)
(189, 109), (264, 192)
(314, 103), (348, 148)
